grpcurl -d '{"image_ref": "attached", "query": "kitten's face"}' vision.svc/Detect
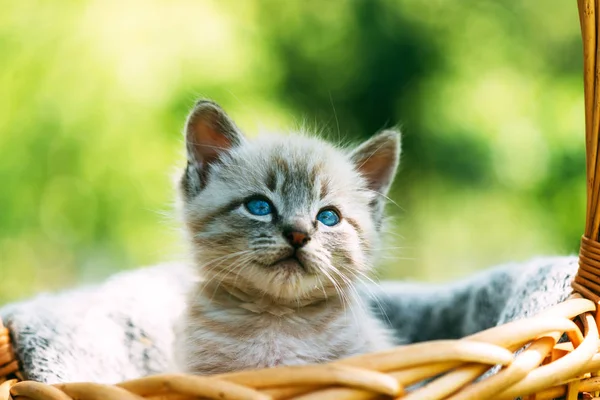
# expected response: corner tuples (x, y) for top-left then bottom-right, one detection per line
(180, 101), (400, 302)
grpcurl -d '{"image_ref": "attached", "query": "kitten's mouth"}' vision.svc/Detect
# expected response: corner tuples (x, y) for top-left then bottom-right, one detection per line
(273, 255), (306, 271)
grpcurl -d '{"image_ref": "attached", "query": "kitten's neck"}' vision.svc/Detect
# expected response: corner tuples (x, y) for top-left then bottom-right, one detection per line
(198, 280), (339, 317)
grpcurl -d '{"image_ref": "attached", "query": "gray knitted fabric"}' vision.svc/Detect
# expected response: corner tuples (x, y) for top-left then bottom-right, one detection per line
(0, 256), (577, 384)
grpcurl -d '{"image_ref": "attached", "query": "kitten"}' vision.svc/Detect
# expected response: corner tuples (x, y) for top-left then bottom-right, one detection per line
(0, 103), (578, 385)
(173, 100), (399, 374)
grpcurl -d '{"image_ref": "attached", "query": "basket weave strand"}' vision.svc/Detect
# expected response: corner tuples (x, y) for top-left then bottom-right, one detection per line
(0, 319), (20, 384)
(574, 236), (600, 302)
(575, 0), (600, 301)
(3, 1), (600, 399)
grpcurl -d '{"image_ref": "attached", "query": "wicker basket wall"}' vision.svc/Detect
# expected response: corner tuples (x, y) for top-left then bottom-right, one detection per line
(3, 2), (600, 399)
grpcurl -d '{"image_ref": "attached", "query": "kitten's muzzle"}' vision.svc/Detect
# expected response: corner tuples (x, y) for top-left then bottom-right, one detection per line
(283, 229), (310, 249)
(276, 254), (306, 271)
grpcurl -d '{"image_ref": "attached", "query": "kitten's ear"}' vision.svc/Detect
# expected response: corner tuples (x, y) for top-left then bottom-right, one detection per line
(182, 100), (244, 196)
(350, 129), (401, 196)
(185, 100), (244, 166)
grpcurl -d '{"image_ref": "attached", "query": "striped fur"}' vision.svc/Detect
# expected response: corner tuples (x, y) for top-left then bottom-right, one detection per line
(174, 101), (400, 374)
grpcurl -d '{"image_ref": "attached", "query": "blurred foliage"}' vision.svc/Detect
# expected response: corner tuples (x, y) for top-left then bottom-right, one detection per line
(0, 0), (586, 304)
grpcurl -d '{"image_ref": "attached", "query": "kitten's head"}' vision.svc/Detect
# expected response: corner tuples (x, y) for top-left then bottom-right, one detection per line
(180, 100), (400, 302)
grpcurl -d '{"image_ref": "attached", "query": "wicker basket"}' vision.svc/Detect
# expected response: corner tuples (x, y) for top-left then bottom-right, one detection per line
(3, 2), (600, 399)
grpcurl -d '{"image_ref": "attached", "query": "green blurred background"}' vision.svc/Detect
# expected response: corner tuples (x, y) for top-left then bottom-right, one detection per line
(0, 0), (586, 304)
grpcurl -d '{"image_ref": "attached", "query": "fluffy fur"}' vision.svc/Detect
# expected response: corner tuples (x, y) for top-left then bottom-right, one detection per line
(174, 100), (399, 373)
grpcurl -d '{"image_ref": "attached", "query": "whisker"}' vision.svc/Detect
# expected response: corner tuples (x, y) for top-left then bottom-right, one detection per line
(207, 254), (255, 304)
(359, 188), (404, 212)
(195, 250), (253, 297)
(328, 264), (363, 327)
(319, 266), (347, 315)
(336, 263), (393, 329)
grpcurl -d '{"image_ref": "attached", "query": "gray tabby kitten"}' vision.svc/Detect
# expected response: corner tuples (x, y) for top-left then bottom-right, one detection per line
(0, 101), (576, 385)
(173, 100), (399, 374)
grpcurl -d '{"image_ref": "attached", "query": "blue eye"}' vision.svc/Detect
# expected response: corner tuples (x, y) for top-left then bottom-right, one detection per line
(245, 198), (273, 216)
(317, 209), (340, 226)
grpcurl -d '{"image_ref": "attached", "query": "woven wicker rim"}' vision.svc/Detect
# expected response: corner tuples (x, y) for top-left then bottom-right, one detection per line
(3, 1), (600, 399)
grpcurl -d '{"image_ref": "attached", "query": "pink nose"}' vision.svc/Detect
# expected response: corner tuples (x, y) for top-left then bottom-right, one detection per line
(284, 230), (310, 248)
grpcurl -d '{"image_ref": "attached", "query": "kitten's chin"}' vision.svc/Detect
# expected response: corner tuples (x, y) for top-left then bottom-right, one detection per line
(272, 256), (306, 273)
(248, 263), (323, 301)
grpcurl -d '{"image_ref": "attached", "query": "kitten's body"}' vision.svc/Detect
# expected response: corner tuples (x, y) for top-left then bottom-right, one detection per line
(174, 101), (400, 373)
(177, 282), (393, 374)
